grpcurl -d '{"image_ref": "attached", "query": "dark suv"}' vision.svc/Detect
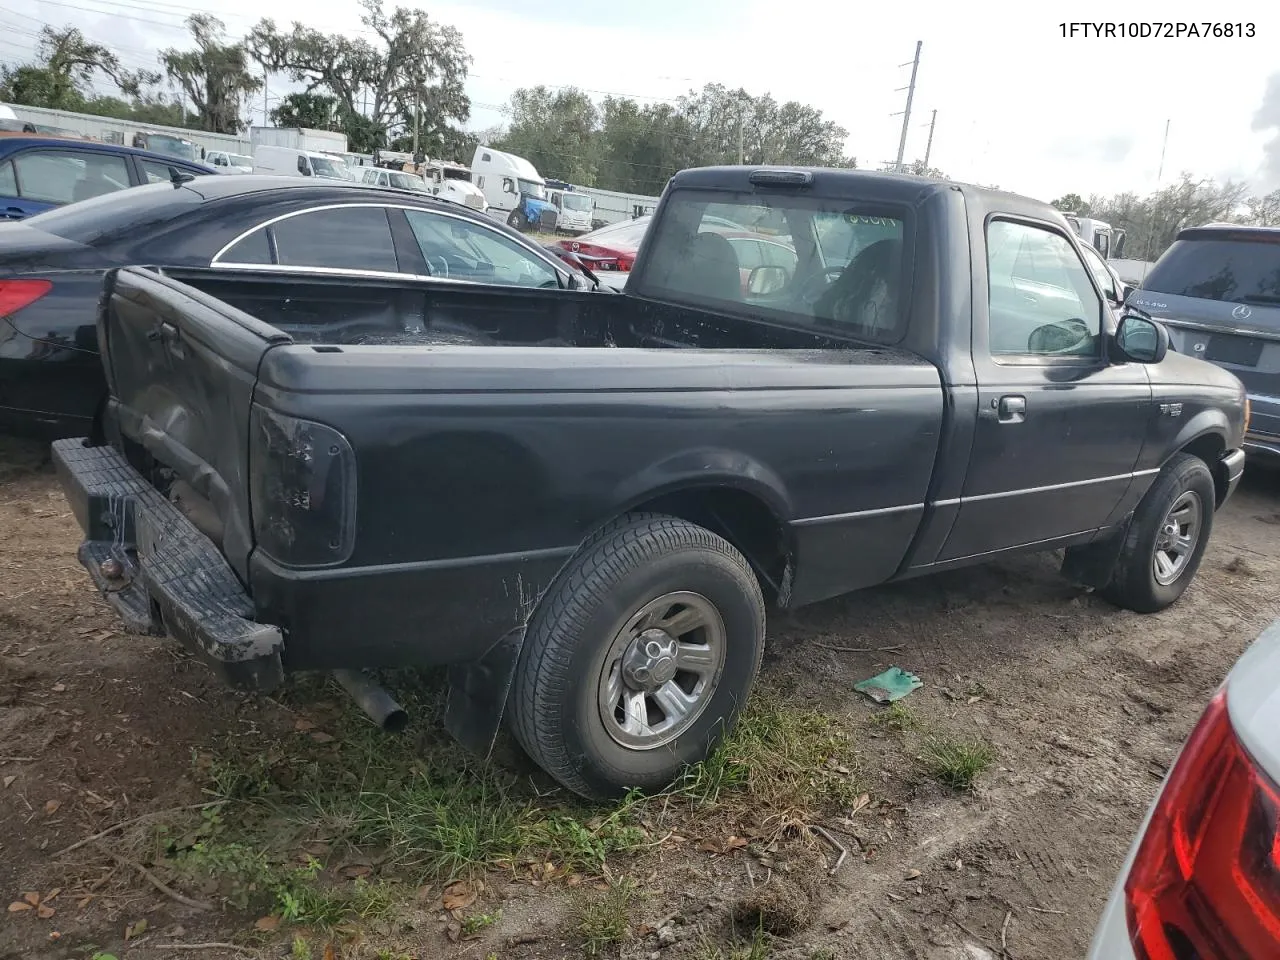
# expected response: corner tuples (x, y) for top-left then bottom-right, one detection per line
(1129, 224), (1280, 460)
(1, 134), (214, 220)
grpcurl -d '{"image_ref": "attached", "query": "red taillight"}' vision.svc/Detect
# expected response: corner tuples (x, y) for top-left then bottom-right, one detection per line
(0, 279), (52, 317)
(616, 255), (633, 272)
(1125, 689), (1280, 959)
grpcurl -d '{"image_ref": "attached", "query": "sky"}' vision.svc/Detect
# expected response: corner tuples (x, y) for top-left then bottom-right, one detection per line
(3, 0), (1279, 203)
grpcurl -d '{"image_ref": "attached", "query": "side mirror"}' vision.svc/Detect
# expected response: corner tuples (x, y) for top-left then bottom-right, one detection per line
(1118, 281), (1133, 302)
(1113, 314), (1168, 364)
(747, 265), (790, 296)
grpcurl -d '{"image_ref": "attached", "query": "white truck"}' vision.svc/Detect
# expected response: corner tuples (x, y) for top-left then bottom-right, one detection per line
(252, 145), (350, 181)
(203, 150), (254, 174)
(250, 126), (348, 156)
(1064, 213), (1126, 260)
(544, 179), (593, 234)
(420, 159), (487, 212)
(469, 145), (558, 230)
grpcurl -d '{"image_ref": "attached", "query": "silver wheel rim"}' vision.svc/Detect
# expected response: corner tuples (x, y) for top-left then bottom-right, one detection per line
(1153, 490), (1202, 586)
(597, 591), (727, 751)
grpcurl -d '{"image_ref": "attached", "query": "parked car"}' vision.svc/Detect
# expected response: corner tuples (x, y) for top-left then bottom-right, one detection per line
(0, 133), (213, 220)
(1088, 616), (1280, 960)
(1128, 224), (1280, 463)
(204, 150), (253, 174)
(0, 176), (596, 438)
(53, 166), (1246, 802)
(550, 213), (783, 291)
(359, 167), (430, 192)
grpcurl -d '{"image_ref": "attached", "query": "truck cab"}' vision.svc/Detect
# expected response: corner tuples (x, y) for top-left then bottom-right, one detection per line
(1065, 213), (1126, 260)
(422, 160), (488, 213)
(545, 178), (594, 234)
(253, 145), (349, 181)
(470, 145), (557, 231)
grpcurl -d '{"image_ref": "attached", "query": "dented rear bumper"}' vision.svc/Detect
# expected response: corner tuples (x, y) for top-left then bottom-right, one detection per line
(52, 437), (285, 690)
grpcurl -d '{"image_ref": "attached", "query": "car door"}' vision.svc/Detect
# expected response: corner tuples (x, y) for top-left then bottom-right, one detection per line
(0, 147), (132, 219)
(1079, 242), (1122, 308)
(938, 216), (1154, 560)
(400, 208), (563, 288)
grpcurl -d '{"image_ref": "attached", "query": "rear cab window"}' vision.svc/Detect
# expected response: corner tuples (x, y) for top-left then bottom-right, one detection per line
(1142, 235), (1280, 324)
(633, 188), (910, 344)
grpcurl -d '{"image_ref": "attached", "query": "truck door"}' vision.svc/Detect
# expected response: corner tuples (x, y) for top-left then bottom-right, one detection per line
(938, 216), (1153, 560)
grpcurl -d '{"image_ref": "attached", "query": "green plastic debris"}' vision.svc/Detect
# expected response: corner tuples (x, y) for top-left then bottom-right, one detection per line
(855, 666), (923, 703)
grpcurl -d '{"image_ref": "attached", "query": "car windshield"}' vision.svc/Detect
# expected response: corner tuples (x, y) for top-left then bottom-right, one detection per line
(310, 156), (346, 179)
(519, 178), (546, 200)
(442, 168), (471, 182)
(636, 189), (909, 345)
(228, 154), (252, 167)
(388, 172), (427, 191)
(1143, 237), (1280, 317)
(146, 135), (199, 162)
(563, 194), (592, 211)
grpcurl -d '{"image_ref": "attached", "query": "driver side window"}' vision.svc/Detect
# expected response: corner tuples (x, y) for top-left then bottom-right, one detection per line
(987, 219), (1101, 358)
(403, 210), (559, 288)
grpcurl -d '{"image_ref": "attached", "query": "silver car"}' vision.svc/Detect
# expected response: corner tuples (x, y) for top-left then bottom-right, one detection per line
(1088, 618), (1280, 958)
(1129, 225), (1280, 462)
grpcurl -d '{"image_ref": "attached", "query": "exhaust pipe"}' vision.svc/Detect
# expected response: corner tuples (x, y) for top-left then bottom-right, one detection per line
(333, 669), (408, 733)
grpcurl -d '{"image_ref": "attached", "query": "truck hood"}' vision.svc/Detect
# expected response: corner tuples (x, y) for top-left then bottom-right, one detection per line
(1150, 343), (1248, 392)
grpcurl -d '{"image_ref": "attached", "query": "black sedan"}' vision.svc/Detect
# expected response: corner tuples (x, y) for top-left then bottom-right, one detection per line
(0, 176), (596, 438)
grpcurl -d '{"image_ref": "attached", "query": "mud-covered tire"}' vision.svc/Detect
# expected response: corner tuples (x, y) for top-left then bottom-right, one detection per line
(507, 209), (527, 230)
(1098, 453), (1216, 613)
(509, 513), (766, 800)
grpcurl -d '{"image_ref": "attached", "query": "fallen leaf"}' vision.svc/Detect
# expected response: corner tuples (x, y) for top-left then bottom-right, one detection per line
(566, 874), (582, 887)
(827, 919), (850, 931)
(850, 793), (871, 815)
(77, 895), (95, 910)
(441, 881), (477, 912)
(967, 695), (982, 704)
(725, 836), (749, 851)
(43, 800), (61, 816)
(294, 718), (316, 732)
(125, 918), (147, 939)
(22, 892), (40, 906)
(322, 944), (336, 960)
(51, 684), (66, 693)
(697, 840), (720, 854)
(37, 904), (55, 919)
(43, 888), (61, 902)
(904, 869), (921, 881)
(340, 864), (372, 880)
(8, 902), (32, 913)
(303, 842), (331, 857)
(254, 915), (281, 932)
(3, 776), (14, 789)
(47, 930), (61, 941)
(309, 731), (335, 744)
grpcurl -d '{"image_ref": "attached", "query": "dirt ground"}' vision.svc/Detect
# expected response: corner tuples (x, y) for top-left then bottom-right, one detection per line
(2, 433), (1278, 960)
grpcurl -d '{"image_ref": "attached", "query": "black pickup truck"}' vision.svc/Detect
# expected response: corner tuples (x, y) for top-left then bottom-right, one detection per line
(53, 166), (1248, 800)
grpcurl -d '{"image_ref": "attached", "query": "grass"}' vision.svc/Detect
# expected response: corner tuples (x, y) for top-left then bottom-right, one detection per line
(140, 678), (863, 939)
(921, 735), (995, 792)
(573, 877), (639, 957)
(869, 701), (919, 733)
(672, 695), (863, 815)
(694, 927), (771, 960)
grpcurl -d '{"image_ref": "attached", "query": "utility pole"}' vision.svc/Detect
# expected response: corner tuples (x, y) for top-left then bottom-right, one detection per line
(1156, 118), (1170, 182)
(262, 66), (268, 126)
(922, 109), (937, 168)
(412, 92), (420, 159)
(892, 41), (922, 172)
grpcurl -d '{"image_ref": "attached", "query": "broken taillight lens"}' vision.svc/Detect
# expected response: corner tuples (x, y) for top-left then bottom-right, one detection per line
(1125, 688), (1280, 959)
(0, 279), (52, 317)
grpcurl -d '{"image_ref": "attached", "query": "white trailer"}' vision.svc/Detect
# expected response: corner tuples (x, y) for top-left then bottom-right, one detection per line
(575, 185), (661, 229)
(250, 126), (348, 156)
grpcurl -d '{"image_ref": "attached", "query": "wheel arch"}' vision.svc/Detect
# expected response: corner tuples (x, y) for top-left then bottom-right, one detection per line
(1174, 428), (1229, 506)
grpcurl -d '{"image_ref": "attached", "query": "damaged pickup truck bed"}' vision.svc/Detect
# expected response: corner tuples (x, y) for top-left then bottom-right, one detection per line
(54, 166), (1248, 799)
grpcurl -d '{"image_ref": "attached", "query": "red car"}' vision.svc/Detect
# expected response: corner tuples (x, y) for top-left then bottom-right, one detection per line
(552, 215), (797, 291)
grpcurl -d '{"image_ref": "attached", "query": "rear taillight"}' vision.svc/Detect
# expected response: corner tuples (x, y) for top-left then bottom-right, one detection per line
(616, 256), (633, 272)
(0, 279), (52, 316)
(1125, 689), (1280, 959)
(249, 406), (357, 567)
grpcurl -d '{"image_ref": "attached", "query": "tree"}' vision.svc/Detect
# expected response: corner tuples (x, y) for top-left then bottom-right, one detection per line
(0, 25), (157, 111)
(494, 86), (599, 185)
(250, 0), (472, 154)
(161, 15), (261, 134)
(1051, 193), (1089, 214)
(1246, 189), (1280, 226)
(1086, 174), (1251, 261)
(270, 92), (340, 129)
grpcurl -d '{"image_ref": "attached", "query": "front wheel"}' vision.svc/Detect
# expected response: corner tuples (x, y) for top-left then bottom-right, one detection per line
(507, 209), (528, 230)
(1099, 453), (1216, 613)
(509, 513), (766, 800)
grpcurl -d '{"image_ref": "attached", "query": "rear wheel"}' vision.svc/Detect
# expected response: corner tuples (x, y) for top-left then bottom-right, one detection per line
(509, 513), (766, 800)
(1099, 453), (1215, 613)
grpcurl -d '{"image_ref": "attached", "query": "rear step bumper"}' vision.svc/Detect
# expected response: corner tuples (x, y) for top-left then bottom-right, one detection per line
(52, 438), (285, 690)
